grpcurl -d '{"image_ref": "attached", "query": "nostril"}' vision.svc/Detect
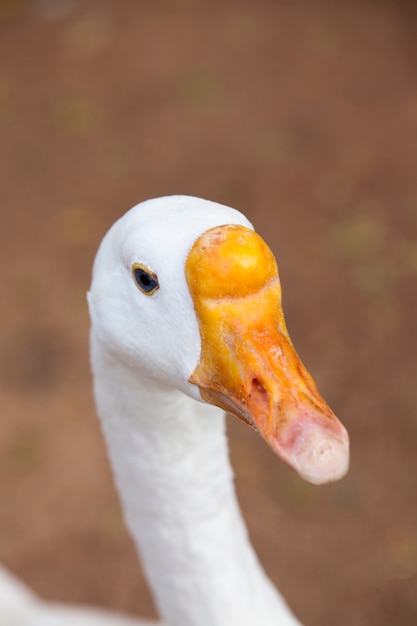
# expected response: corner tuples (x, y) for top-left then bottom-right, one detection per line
(252, 377), (266, 396)
(249, 378), (269, 429)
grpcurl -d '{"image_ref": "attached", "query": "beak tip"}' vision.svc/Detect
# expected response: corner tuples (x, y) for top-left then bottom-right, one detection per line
(290, 428), (350, 486)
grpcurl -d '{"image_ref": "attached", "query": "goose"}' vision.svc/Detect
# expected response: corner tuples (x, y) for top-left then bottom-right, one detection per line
(1, 195), (349, 626)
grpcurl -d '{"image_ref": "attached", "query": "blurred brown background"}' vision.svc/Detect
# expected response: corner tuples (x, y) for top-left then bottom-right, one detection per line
(0, 1), (417, 624)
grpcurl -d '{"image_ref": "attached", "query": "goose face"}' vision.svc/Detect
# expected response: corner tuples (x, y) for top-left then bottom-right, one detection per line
(89, 195), (349, 485)
(88, 196), (253, 394)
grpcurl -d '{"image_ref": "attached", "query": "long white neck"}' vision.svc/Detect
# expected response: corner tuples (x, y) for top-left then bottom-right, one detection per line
(90, 333), (302, 626)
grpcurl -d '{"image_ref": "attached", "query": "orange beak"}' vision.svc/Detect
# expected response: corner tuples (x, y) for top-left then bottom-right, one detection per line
(185, 224), (349, 485)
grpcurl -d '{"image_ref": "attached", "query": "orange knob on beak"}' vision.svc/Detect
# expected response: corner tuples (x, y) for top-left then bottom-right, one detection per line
(185, 224), (349, 485)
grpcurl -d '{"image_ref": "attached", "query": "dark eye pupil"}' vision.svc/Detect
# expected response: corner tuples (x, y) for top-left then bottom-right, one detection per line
(134, 268), (157, 293)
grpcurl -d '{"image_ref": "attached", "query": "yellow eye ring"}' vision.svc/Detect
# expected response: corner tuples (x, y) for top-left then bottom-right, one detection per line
(132, 263), (159, 296)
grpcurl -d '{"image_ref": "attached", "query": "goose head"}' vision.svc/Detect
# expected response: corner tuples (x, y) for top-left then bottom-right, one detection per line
(88, 195), (349, 485)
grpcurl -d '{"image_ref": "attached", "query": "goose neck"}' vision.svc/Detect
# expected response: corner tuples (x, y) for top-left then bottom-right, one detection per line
(90, 332), (301, 626)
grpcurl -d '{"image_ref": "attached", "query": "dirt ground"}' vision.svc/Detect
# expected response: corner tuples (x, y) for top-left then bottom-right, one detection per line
(0, 1), (417, 624)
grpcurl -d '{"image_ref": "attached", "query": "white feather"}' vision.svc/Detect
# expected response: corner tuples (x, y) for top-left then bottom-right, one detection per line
(1, 196), (302, 626)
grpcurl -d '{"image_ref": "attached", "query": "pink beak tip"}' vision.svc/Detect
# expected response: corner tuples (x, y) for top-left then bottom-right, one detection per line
(289, 425), (350, 485)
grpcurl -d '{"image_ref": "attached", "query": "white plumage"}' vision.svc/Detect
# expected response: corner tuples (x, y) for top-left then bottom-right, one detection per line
(1, 196), (349, 626)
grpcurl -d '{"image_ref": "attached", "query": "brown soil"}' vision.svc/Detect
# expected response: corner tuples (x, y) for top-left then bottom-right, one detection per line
(1, 1), (417, 624)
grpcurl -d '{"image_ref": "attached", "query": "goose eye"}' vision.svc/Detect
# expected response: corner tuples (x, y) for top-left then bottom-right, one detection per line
(132, 264), (159, 295)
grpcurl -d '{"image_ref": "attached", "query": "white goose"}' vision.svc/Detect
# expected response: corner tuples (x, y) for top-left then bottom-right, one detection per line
(1, 195), (349, 626)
